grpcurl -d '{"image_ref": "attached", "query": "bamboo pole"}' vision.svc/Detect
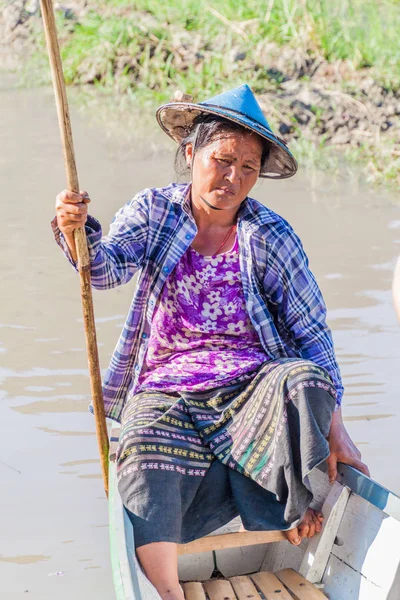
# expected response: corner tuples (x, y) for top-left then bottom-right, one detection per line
(40, 0), (109, 495)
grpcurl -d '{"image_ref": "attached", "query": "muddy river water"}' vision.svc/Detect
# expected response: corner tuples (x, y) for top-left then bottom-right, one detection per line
(1, 77), (399, 598)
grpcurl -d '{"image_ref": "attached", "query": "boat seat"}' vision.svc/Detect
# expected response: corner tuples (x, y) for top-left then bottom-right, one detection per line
(110, 426), (286, 554)
(177, 528), (285, 555)
(182, 570), (328, 600)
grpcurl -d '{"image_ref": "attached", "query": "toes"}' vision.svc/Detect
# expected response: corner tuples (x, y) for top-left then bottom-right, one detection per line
(307, 520), (316, 538)
(298, 523), (310, 539)
(312, 511), (323, 532)
(285, 527), (302, 546)
(287, 510), (324, 544)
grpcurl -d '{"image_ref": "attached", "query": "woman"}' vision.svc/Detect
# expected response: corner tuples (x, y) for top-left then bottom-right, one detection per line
(54, 85), (369, 600)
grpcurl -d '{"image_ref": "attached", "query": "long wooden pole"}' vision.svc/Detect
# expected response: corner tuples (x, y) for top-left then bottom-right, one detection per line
(40, 0), (109, 495)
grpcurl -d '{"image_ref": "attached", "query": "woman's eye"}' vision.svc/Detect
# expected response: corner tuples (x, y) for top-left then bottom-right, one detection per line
(244, 165), (256, 171)
(216, 158), (230, 164)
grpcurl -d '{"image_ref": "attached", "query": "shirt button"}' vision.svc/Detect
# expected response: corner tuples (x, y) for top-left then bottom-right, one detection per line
(185, 234), (192, 240)
(142, 332), (148, 339)
(162, 266), (169, 273)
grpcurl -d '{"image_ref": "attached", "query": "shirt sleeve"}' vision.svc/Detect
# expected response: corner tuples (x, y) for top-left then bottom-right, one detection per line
(263, 227), (344, 409)
(51, 190), (150, 290)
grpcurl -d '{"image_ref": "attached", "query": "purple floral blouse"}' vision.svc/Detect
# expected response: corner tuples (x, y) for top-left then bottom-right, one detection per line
(137, 236), (270, 392)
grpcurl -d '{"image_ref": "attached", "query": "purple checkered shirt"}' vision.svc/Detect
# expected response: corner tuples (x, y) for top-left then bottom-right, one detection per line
(52, 183), (343, 421)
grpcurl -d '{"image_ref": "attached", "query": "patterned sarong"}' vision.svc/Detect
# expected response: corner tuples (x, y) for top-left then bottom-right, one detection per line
(117, 358), (336, 547)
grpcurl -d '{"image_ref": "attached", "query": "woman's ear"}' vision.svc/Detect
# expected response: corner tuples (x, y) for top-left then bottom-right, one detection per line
(185, 143), (193, 167)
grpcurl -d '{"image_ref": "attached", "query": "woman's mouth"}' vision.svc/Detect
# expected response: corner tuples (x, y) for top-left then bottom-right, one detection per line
(217, 187), (235, 196)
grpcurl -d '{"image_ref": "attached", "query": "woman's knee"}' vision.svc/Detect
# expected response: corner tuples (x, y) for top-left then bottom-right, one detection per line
(136, 541), (181, 596)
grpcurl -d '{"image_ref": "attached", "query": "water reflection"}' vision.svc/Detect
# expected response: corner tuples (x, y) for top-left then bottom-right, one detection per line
(12, 396), (88, 415)
(0, 555), (51, 565)
(60, 459), (98, 467)
(343, 414), (395, 422)
(37, 427), (95, 437)
(347, 402), (378, 407)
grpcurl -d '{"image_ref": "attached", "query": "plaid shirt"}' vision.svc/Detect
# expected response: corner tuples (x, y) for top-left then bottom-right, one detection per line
(53, 183), (343, 421)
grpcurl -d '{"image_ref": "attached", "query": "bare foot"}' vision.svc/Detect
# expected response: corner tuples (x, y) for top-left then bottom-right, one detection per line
(284, 508), (324, 546)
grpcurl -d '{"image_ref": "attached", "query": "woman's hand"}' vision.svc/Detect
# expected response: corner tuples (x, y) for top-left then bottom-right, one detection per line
(327, 408), (370, 483)
(56, 190), (91, 261)
(56, 189), (90, 236)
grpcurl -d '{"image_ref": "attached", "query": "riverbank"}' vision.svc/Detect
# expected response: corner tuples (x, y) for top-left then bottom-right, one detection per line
(1, 0), (399, 187)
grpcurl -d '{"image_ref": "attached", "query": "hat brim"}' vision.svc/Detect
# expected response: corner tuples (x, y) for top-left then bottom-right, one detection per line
(156, 102), (298, 179)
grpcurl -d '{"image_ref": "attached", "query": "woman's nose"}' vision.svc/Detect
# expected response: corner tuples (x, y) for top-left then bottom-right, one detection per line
(225, 165), (241, 184)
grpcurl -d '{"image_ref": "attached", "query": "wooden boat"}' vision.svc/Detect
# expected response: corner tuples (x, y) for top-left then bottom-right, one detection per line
(109, 426), (400, 600)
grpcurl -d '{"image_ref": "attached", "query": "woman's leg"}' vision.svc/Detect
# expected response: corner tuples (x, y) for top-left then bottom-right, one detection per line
(201, 359), (336, 545)
(136, 542), (184, 600)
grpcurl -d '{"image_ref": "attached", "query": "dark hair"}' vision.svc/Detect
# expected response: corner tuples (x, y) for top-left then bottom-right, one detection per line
(174, 114), (270, 177)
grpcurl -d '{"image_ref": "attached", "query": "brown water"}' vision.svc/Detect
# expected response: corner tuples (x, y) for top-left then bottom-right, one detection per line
(1, 76), (399, 598)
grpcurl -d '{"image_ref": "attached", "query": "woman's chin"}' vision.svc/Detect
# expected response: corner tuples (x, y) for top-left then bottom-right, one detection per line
(207, 193), (242, 208)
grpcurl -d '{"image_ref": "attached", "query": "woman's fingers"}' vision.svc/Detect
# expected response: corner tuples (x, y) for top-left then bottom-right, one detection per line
(57, 189), (83, 204)
(328, 452), (370, 483)
(327, 453), (338, 484)
(57, 202), (86, 215)
(64, 212), (86, 221)
(56, 190), (90, 210)
(56, 190), (89, 234)
(79, 190), (91, 203)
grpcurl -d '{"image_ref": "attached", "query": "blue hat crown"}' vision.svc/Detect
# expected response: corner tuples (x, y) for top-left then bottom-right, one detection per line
(200, 84), (273, 134)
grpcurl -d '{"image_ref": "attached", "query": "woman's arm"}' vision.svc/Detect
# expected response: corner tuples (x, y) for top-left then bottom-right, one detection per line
(53, 189), (150, 290)
(265, 230), (369, 483)
(327, 408), (370, 482)
(263, 227), (370, 480)
(263, 227), (343, 408)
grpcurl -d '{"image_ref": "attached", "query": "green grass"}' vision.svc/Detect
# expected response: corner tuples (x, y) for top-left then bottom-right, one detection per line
(28, 0), (400, 99)
(21, 0), (399, 188)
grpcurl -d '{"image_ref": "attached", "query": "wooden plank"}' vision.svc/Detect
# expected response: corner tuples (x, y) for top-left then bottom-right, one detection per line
(177, 531), (285, 555)
(203, 579), (236, 600)
(251, 571), (294, 600)
(276, 569), (328, 600)
(178, 553), (215, 582)
(300, 482), (350, 583)
(229, 576), (262, 600)
(182, 582), (207, 600)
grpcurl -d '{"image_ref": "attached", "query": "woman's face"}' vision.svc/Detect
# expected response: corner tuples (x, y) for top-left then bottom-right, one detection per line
(186, 131), (263, 213)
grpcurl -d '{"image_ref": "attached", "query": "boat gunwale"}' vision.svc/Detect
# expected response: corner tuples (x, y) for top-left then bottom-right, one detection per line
(336, 463), (400, 522)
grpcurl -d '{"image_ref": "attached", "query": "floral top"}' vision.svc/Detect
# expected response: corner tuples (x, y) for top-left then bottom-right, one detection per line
(137, 237), (269, 392)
